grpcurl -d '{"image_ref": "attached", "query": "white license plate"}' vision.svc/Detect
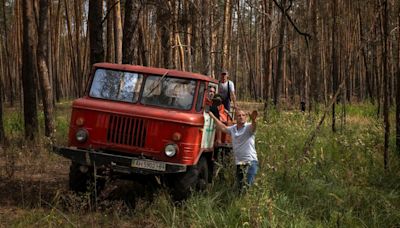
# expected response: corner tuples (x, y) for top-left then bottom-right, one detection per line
(131, 159), (166, 171)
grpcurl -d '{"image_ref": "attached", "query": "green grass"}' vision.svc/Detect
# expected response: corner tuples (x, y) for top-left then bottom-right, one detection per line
(1, 102), (400, 227)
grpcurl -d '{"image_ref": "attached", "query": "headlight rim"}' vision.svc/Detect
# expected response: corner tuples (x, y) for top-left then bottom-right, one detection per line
(165, 144), (178, 157)
(76, 128), (88, 143)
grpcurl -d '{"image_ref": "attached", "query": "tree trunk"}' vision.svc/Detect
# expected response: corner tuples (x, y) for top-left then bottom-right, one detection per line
(52, 0), (62, 103)
(309, 0), (320, 109)
(273, 0), (287, 110)
(185, 0), (193, 72)
(0, 35), (5, 144)
(22, 0), (39, 140)
(138, 21), (148, 66)
(113, 0), (122, 64)
(157, 1), (172, 68)
(262, 0), (272, 120)
(358, 4), (374, 103)
(382, 0), (389, 169)
(122, 0), (138, 64)
(199, 0), (208, 75)
(210, 0), (217, 77)
(221, 0), (232, 71)
(396, 2), (400, 154)
(73, 0), (83, 95)
(37, 0), (54, 139)
(63, 0), (78, 96)
(332, 0), (338, 132)
(106, 0), (114, 62)
(2, 0), (14, 106)
(88, 0), (104, 66)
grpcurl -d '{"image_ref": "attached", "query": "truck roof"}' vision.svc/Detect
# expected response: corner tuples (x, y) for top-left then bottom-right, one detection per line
(93, 63), (218, 83)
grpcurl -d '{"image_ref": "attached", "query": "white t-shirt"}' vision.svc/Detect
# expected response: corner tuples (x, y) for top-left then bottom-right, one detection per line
(227, 123), (257, 164)
(219, 80), (235, 101)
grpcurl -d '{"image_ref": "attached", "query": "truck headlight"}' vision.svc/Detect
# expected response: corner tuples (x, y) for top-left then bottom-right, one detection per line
(165, 144), (178, 157)
(76, 129), (88, 143)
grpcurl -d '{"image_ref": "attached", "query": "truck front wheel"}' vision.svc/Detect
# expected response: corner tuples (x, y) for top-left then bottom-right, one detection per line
(196, 157), (209, 191)
(69, 162), (90, 192)
(69, 162), (104, 194)
(170, 157), (209, 201)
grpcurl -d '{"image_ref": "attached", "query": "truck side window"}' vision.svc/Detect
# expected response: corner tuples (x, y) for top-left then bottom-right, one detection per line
(196, 82), (205, 112)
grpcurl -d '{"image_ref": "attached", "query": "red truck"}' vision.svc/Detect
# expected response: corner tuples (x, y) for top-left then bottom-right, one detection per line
(53, 63), (232, 200)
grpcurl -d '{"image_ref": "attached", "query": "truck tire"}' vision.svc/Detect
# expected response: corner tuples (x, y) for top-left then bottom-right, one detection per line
(69, 162), (90, 193)
(171, 157), (209, 201)
(69, 162), (105, 194)
(196, 157), (209, 191)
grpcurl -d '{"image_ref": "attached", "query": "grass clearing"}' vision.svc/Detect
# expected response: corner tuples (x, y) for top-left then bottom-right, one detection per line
(1, 102), (400, 227)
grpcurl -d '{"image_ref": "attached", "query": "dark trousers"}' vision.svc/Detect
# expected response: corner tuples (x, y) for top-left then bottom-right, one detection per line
(236, 160), (258, 192)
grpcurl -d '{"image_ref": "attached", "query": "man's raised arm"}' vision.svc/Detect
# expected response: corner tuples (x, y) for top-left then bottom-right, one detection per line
(208, 112), (229, 134)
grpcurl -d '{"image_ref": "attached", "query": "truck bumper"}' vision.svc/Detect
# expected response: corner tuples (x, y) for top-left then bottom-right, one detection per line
(53, 146), (187, 175)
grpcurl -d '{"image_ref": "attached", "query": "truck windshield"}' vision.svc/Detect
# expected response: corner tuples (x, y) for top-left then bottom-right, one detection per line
(141, 75), (196, 110)
(89, 68), (143, 103)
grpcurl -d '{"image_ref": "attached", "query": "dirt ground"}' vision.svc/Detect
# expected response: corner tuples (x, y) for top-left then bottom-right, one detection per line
(0, 144), (165, 224)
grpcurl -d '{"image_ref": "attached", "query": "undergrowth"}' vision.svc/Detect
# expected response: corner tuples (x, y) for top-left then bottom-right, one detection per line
(1, 102), (400, 227)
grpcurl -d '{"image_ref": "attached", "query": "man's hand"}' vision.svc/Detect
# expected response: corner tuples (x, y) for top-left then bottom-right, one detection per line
(249, 110), (258, 133)
(249, 110), (258, 121)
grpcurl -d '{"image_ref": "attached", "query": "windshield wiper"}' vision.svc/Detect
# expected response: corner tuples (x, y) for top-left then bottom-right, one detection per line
(144, 71), (169, 97)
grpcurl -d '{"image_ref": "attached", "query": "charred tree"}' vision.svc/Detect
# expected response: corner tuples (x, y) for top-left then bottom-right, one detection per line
(88, 0), (104, 66)
(382, 0), (389, 169)
(122, 0), (137, 64)
(396, 2), (400, 154)
(273, 0), (287, 109)
(22, 0), (39, 140)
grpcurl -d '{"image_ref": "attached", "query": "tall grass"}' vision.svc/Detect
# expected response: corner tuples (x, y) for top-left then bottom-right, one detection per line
(1, 102), (400, 227)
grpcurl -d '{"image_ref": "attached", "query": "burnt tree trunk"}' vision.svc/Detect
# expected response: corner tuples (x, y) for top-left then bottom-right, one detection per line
(22, 0), (39, 140)
(382, 0), (389, 169)
(273, 0), (287, 109)
(396, 2), (400, 154)
(106, 0), (114, 62)
(88, 0), (104, 66)
(122, 0), (137, 64)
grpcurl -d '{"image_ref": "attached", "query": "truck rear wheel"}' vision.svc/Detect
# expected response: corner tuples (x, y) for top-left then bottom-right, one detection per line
(170, 157), (209, 201)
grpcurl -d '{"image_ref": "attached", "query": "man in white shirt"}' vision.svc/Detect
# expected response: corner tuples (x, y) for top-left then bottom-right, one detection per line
(209, 108), (258, 191)
(218, 70), (237, 111)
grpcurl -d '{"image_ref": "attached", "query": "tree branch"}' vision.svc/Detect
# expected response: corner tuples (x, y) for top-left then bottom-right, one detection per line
(272, 0), (311, 42)
(101, 0), (120, 26)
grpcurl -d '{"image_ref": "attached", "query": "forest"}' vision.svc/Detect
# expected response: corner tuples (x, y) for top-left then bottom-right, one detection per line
(0, 0), (400, 227)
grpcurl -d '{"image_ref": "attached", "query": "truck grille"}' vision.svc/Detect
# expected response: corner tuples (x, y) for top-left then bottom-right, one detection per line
(107, 115), (147, 147)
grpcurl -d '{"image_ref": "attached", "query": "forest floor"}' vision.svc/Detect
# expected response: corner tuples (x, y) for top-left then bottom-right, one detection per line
(1, 101), (400, 227)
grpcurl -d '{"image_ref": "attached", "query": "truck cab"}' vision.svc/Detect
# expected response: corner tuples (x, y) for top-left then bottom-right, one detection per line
(54, 63), (232, 200)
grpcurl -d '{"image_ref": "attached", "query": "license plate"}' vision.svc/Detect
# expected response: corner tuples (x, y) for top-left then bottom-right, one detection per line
(131, 159), (166, 171)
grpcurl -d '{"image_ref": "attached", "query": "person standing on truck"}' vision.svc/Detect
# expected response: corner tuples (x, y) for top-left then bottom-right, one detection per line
(218, 70), (237, 111)
(206, 86), (224, 145)
(208, 108), (259, 192)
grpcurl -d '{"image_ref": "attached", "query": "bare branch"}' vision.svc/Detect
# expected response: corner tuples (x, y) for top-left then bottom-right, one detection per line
(272, 0), (311, 42)
(101, 0), (120, 26)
